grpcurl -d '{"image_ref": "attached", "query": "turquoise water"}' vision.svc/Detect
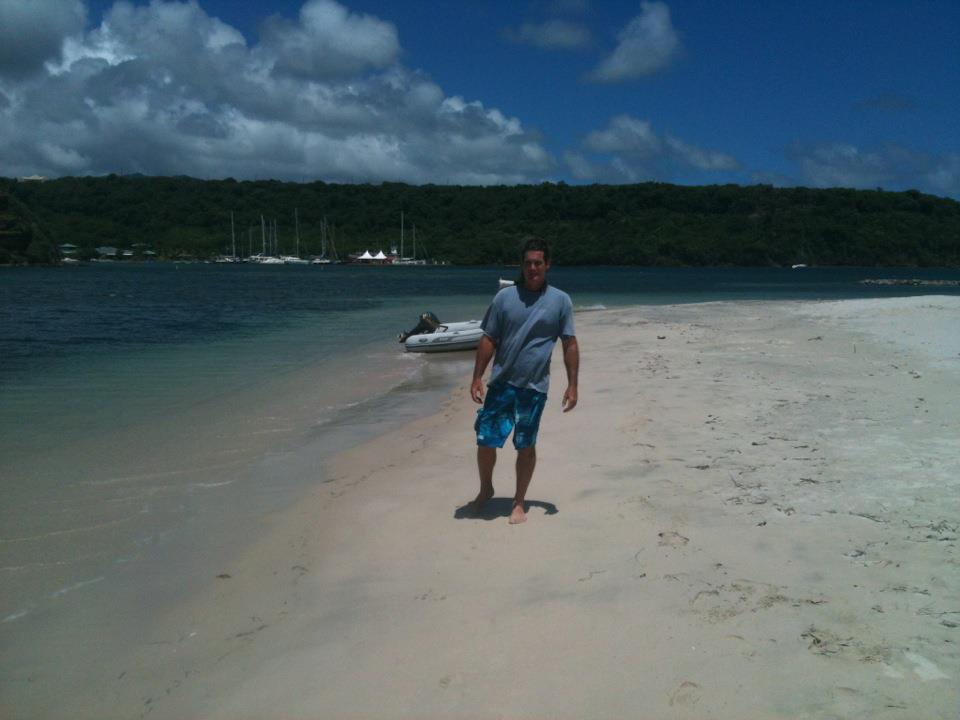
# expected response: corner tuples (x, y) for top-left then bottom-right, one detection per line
(1, 263), (959, 714)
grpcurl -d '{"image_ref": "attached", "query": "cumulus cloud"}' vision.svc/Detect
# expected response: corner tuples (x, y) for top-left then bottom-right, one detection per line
(664, 135), (738, 171)
(504, 20), (592, 50)
(260, 0), (399, 79)
(792, 142), (960, 197)
(589, 1), (680, 83)
(0, 0), (86, 79)
(0, 0), (553, 184)
(585, 115), (662, 156)
(563, 150), (600, 180)
(572, 114), (738, 181)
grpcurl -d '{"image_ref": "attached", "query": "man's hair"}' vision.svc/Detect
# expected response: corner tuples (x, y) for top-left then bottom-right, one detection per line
(520, 235), (551, 262)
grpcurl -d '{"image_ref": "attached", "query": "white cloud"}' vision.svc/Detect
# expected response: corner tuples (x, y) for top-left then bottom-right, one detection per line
(505, 20), (592, 50)
(584, 115), (662, 156)
(0, 0), (554, 184)
(38, 141), (89, 171)
(0, 0), (86, 78)
(573, 114), (738, 181)
(260, 0), (399, 79)
(792, 142), (960, 197)
(589, 1), (680, 83)
(794, 143), (890, 188)
(924, 154), (960, 197)
(665, 135), (737, 171)
(563, 151), (597, 180)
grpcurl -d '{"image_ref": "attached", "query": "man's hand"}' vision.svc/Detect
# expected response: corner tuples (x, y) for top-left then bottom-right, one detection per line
(471, 335), (496, 404)
(471, 377), (485, 404)
(561, 335), (579, 413)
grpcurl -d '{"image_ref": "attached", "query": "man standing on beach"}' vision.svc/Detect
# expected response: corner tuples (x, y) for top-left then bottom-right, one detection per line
(470, 237), (579, 524)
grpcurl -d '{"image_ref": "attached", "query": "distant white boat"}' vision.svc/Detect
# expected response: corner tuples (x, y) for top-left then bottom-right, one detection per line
(281, 256), (309, 265)
(791, 264), (808, 269)
(498, 278), (515, 289)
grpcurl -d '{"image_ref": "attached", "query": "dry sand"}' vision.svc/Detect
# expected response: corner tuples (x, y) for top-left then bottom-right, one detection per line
(72, 298), (959, 719)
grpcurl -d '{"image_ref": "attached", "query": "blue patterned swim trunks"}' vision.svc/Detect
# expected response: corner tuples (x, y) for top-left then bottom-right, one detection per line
(475, 382), (548, 449)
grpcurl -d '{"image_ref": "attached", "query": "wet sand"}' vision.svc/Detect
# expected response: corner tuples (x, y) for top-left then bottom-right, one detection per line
(9, 297), (959, 719)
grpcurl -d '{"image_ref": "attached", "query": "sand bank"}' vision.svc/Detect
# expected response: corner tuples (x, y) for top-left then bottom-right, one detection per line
(31, 298), (960, 719)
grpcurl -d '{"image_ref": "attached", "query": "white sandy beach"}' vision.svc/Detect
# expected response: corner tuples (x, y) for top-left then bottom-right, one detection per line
(17, 297), (960, 719)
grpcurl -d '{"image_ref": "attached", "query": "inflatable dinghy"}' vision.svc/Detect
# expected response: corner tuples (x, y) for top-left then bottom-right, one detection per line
(399, 312), (484, 353)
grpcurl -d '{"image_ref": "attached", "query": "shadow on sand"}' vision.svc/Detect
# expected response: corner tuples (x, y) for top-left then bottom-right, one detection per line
(454, 497), (559, 521)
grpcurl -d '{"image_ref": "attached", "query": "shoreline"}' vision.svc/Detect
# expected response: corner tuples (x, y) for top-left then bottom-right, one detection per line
(5, 297), (958, 719)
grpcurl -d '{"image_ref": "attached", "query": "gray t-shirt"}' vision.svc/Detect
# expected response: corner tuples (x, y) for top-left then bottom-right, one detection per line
(481, 284), (575, 394)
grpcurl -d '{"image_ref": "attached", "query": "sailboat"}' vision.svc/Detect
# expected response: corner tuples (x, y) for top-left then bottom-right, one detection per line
(282, 208), (309, 264)
(394, 212), (426, 265)
(255, 215), (283, 263)
(215, 211), (241, 262)
(311, 216), (337, 264)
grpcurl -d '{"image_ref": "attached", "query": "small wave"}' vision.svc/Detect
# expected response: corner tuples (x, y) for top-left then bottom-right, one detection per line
(83, 459), (248, 485)
(576, 304), (607, 312)
(248, 427), (296, 435)
(50, 576), (105, 599)
(0, 516), (135, 543)
(2, 608), (30, 623)
(191, 480), (235, 489)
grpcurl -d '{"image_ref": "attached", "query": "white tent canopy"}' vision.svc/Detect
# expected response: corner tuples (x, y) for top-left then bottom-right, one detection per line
(358, 250), (374, 260)
(373, 250), (387, 260)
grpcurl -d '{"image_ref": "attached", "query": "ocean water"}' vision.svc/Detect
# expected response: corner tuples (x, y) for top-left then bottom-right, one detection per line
(2, 262), (959, 712)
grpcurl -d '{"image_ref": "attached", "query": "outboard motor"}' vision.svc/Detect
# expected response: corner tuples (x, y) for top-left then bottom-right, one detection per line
(398, 312), (441, 342)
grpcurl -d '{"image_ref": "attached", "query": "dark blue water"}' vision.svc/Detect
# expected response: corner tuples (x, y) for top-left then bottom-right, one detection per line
(3, 263), (959, 379)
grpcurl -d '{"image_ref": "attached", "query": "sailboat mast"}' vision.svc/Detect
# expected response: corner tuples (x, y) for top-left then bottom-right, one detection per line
(260, 215), (266, 256)
(230, 211), (236, 258)
(295, 208), (300, 258)
(400, 210), (404, 261)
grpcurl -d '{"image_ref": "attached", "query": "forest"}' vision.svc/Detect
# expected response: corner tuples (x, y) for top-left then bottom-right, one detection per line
(2, 174), (959, 266)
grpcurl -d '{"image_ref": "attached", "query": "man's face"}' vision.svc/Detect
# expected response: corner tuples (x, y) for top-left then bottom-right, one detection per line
(522, 250), (550, 291)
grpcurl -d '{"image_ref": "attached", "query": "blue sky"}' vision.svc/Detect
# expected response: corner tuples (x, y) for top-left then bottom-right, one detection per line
(1, 0), (958, 197)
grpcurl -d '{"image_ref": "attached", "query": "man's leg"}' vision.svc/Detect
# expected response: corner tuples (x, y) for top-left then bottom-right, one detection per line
(473, 446), (496, 511)
(511, 446), (536, 524)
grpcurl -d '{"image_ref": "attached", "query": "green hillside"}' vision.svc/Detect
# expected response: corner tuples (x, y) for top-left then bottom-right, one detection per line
(5, 175), (959, 266)
(0, 188), (58, 265)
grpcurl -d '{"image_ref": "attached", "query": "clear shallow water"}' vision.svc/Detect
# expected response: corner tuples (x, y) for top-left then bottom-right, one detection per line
(2, 262), (959, 705)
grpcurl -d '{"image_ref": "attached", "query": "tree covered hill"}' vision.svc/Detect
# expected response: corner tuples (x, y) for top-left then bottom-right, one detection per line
(0, 188), (58, 265)
(4, 175), (959, 266)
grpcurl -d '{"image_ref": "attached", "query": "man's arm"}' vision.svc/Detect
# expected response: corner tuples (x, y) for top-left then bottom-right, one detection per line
(470, 335), (497, 403)
(561, 335), (579, 412)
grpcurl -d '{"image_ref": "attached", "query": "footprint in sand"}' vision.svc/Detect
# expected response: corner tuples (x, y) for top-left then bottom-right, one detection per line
(658, 531), (689, 548)
(668, 680), (702, 706)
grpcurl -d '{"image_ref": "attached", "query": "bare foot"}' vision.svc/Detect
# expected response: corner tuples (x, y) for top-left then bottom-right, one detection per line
(509, 502), (527, 524)
(471, 487), (494, 513)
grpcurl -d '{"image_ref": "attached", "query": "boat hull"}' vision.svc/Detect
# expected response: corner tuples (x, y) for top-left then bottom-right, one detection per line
(403, 321), (483, 353)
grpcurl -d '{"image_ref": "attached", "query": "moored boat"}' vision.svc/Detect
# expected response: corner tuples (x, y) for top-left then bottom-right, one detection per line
(399, 312), (483, 353)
